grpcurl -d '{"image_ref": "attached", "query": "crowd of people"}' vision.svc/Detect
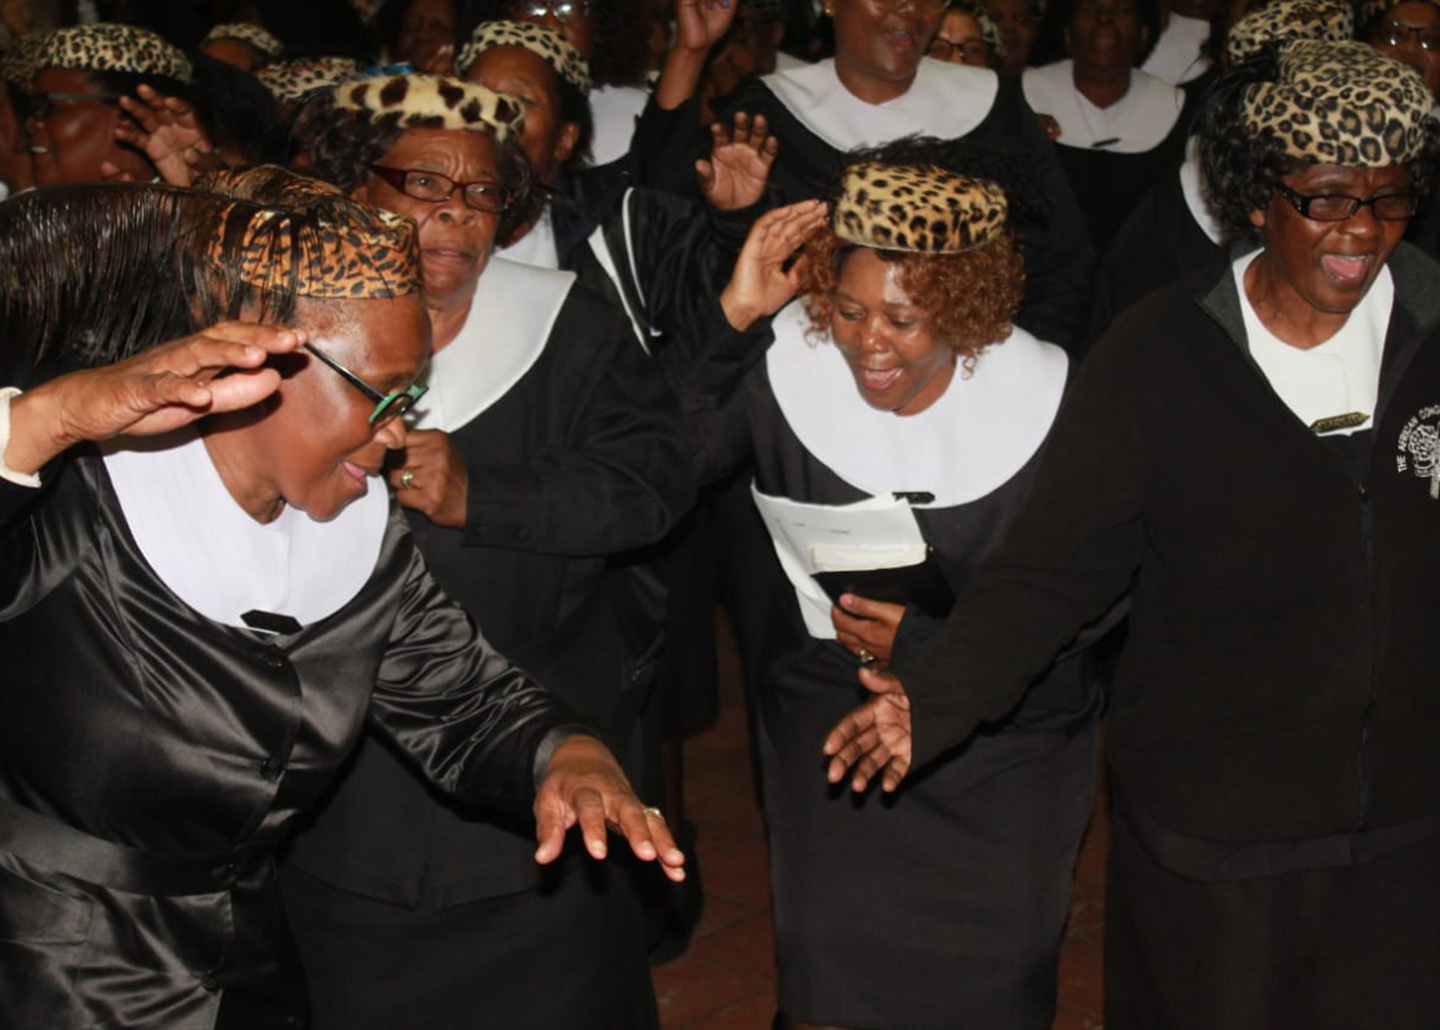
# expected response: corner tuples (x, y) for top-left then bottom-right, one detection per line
(1, 0), (1438, 1028)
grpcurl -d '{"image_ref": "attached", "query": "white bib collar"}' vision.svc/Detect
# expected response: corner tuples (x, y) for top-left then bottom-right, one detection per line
(411, 257), (575, 433)
(1023, 60), (1184, 153)
(761, 57), (999, 152)
(1178, 134), (1223, 244)
(499, 205), (560, 270)
(765, 299), (1069, 507)
(101, 429), (389, 631)
(1140, 12), (1212, 85)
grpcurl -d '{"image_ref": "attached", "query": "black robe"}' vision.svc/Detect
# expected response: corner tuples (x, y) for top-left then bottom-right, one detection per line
(0, 452), (576, 1030)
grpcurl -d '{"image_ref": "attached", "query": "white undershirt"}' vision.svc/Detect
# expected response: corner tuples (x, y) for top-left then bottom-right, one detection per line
(1233, 248), (1392, 435)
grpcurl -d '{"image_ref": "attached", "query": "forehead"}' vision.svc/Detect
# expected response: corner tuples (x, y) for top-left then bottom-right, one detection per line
(837, 248), (920, 303)
(468, 44), (559, 93)
(380, 126), (499, 169)
(1287, 162), (1411, 188)
(942, 9), (984, 34)
(33, 66), (97, 92)
(1384, 1), (1440, 23)
(296, 295), (432, 375)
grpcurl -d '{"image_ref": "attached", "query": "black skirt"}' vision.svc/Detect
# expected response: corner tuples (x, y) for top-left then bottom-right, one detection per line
(759, 645), (1098, 1028)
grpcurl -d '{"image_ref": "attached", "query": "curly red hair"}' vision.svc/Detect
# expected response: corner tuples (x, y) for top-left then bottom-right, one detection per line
(798, 227), (1026, 374)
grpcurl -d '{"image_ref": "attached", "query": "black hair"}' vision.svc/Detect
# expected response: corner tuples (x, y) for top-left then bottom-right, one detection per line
(293, 92), (536, 242)
(1196, 48), (1440, 236)
(460, 0), (649, 86)
(187, 53), (289, 166)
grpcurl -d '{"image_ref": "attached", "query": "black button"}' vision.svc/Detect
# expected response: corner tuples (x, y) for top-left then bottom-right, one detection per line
(260, 757), (279, 779)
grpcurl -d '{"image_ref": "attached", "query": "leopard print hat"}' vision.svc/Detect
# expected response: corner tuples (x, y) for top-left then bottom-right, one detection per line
(256, 55), (364, 102)
(1240, 39), (1431, 166)
(201, 166), (422, 300)
(833, 162), (1008, 254)
(33, 23), (192, 85)
(330, 73), (525, 143)
(202, 23), (285, 61)
(455, 20), (591, 94)
(1224, 0), (1353, 64)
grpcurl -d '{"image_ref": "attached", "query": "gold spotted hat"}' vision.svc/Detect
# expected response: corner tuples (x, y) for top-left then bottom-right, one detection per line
(1225, 0), (1353, 64)
(331, 73), (525, 143)
(1240, 39), (1431, 166)
(455, 19), (591, 94)
(833, 162), (1008, 254)
(202, 23), (285, 60)
(33, 23), (192, 85)
(200, 166), (422, 300)
(256, 55), (363, 102)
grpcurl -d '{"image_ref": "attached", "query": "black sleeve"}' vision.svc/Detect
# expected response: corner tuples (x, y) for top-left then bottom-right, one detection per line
(0, 454), (82, 618)
(896, 322), (1146, 768)
(631, 92), (705, 197)
(461, 299), (696, 557)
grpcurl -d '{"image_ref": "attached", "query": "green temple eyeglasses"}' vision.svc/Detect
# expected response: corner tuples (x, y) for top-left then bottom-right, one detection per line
(304, 343), (428, 425)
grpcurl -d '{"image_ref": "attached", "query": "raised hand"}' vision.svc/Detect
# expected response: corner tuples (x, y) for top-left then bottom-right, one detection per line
(719, 197), (828, 330)
(107, 84), (215, 187)
(822, 665), (915, 793)
(534, 734), (688, 882)
(675, 0), (740, 53)
(388, 428), (469, 528)
(697, 110), (778, 211)
(6, 323), (305, 475)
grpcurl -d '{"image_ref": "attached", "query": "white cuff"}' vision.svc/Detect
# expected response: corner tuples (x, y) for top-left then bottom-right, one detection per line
(0, 387), (42, 489)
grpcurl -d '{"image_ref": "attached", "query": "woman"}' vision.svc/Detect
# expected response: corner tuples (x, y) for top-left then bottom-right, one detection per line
(928, 0), (1005, 67)
(1366, 0), (1440, 100)
(987, 0), (1045, 75)
(826, 40), (1440, 1029)
(0, 167), (683, 1029)
(376, 0), (459, 72)
(200, 22), (285, 72)
(1022, 0), (1188, 256)
(24, 22), (195, 186)
(687, 140), (1099, 1029)
(283, 73), (695, 1028)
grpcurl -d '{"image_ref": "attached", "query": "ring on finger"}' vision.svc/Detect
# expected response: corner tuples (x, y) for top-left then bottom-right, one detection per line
(642, 806), (662, 818)
(857, 649), (875, 666)
(399, 467), (417, 490)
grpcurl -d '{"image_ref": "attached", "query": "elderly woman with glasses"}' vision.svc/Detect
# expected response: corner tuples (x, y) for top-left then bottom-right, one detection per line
(283, 73), (696, 1029)
(825, 40), (1440, 1028)
(0, 167), (683, 1030)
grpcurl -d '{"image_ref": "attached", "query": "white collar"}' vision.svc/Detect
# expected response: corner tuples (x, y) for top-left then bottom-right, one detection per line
(1178, 134), (1223, 244)
(765, 299), (1069, 506)
(589, 84), (648, 167)
(1140, 12), (1212, 86)
(411, 256), (575, 433)
(761, 57), (999, 152)
(499, 205), (560, 270)
(1023, 59), (1184, 153)
(101, 429), (389, 631)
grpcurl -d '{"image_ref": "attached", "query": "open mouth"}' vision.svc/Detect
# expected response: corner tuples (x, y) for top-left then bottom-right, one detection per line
(1320, 253), (1373, 285)
(342, 461), (372, 483)
(855, 366), (903, 392)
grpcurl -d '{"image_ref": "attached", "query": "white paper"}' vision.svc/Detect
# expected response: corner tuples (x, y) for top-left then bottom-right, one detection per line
(751, 484), (927, 639)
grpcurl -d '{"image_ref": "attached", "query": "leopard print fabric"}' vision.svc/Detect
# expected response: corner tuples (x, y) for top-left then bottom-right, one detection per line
(256, 56), (363, 102)
(1241, 39), (1431, 166)
(33, 23), (192, 85)
(202, 23), (284, 60)
(833, 162), (1008, 254)
(1, 33), (44, 89)
(455, 20), (591, 94)
(1225, 0), (1353, 64)
(332, 73), (524, 143)
(202, 166), (422, 300)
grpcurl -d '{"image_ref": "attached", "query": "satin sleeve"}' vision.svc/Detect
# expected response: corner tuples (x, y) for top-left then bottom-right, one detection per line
(0, 455), (88, 621)
(367, 531), (588, 811)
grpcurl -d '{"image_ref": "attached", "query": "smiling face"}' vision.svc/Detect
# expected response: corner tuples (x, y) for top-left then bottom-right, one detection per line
(357, 127), (505, 309)
(930, 9), (992, 66)
(829, 247), (958, 416)
(228, 294), (431, 522)
(1065, 0), (1148, 76)
(463, 44), (579, 186)
(396, 0), (459, 66)
(831, 0), (948, 102)
(1249, 163), (1411, 324)
(26, 67), (153, 186)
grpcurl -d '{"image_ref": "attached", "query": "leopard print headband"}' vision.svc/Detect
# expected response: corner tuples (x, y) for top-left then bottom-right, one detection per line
(833, 162), (1008, 254)
(331, 73), (525, 143)
(202, 23), (285, 60)
(1240, 40), (1431, 166)
(1225, 0), (1353, 64)
(33, 23), (192, 85)
(256, 56), (363, 102)
(455, 20), (591, 94)
(201, 167), (422, 300)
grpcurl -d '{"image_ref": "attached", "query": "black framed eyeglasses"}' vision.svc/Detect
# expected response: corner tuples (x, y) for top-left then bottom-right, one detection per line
(1274, 182), (1419, 222)
(517, 0), (592, 23)
(27, 89), (123, 121)
(927, 36), (991, 61)
(304, 342), (428, 425)
(369, 165), (514, 214)
(1377, 22), (1440, 50)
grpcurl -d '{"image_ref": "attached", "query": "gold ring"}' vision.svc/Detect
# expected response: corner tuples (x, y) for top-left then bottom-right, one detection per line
(399, 467), (417, 490)
(857, 649), (875, 666)
(642, 806), (662, 818)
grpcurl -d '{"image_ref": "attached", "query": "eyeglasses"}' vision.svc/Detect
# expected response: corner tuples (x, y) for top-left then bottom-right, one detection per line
(26, 90), (123, 121)
(304, 342), (428, 425)
(1376, 22), (1440, 50)
(516, 0), (592, 22)
(927, 36), (991, 60)
(369, 165), (514, 214)
(1274, 182), (1419, 222)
